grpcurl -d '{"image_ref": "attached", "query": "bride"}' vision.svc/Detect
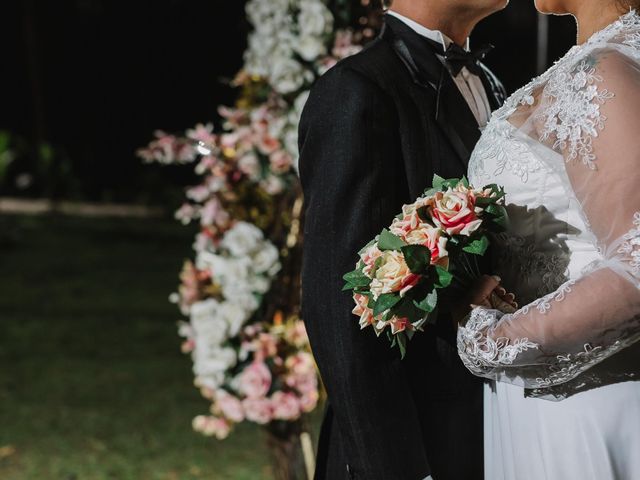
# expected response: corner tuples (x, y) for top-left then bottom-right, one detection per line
(457, 1), (640, 478)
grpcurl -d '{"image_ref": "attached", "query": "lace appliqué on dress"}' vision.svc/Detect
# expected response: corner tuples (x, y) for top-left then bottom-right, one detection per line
(521, 281), (575, 315)
(618, 212), (640, 278)
(533, 341), (624, 390)
(469, 122), (544, 184)
(457, 309), (539, 376)
(537, 59), (615, 170)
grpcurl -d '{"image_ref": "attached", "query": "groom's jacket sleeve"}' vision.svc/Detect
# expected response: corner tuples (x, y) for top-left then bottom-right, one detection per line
(299, 64), (431, 480)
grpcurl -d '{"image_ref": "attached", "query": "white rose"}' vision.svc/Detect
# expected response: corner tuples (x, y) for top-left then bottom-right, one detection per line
(247, 275), (271, 294)
(190, 299), (229, 346)
(238, 153), (261, 180)
(219, 301), (251, 337)
(253, 242), (280, 275)
(269, 57), (308, 94)
(193, 345), (237, 373)
(294, 34), (327, 62)
(222, 284), (259, 311)
(221, 222), (265, 257)
(297, 0), (333, 37)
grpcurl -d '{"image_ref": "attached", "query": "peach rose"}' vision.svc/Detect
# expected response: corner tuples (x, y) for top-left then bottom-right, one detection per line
(352, 293), (376, 329)
(389, 200), (429, 237)
(369, 250), (420, 299)
(408, 224), (450, 268)
(360, 244), (383, 278)
(427, 186), (482, 236)
(375, 315), (413, 336)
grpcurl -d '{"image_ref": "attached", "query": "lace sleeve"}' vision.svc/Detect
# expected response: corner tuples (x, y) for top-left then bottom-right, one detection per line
(458, 49), (640, 389)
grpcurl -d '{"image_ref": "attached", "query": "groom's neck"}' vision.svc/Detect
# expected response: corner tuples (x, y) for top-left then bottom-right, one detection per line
(389, 1), (488, 46)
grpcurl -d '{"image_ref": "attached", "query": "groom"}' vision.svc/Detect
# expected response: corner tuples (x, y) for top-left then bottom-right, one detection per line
(299, 1), (508, 479)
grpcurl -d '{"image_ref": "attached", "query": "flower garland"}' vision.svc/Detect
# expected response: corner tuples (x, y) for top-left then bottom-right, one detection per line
(138, 0), (365, 439)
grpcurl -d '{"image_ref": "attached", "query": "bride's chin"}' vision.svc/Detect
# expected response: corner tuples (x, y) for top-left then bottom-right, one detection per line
(534, 0), (572, 15)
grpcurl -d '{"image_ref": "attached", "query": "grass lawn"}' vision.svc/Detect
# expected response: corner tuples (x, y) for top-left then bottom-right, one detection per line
(0, 214), (304, 480)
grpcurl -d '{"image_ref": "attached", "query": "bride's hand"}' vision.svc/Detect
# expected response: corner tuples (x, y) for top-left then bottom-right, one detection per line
(452, 275), (518, 328)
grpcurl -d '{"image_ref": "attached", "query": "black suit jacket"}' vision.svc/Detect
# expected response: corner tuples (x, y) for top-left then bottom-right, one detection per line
(299, 16), (506, 480)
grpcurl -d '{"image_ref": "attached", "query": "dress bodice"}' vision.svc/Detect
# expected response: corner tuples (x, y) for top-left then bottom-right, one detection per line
(469, 118), (600, 304)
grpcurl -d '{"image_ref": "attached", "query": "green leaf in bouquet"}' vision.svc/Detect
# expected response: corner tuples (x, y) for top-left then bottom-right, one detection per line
(401, 244), (432, 274)
(475, 195), (494, 208)
(378, 229), (406, 251)
(460, 176), (470, 188)
(435, 266), (453, 288)
(397, 333), (408, 359)
(486, 204), (508, 229)
(373, 293), (401, 317)
(462, 235), (489, 256)
(414, 288), (438, 313)
(342, 268), (371, 290)
(422, 188), (438, 198)
(432, 174), (446, 190)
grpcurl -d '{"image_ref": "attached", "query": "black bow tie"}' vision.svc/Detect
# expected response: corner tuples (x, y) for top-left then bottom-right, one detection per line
(443, 43), (494, 76)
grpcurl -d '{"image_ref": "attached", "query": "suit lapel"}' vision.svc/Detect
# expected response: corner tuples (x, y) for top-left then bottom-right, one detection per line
(383, 16), (481, 169)
(478, 63), (507, 110)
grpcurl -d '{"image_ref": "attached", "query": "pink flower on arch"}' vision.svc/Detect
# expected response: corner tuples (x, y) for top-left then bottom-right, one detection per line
(238, 362), (272, 399)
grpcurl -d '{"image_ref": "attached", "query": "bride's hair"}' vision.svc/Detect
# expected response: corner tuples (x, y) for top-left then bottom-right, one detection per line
(618, 0), (640, 10)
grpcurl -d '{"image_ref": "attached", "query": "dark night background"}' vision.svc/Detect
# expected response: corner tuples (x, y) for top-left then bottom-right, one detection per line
(2, 0), (576, 205)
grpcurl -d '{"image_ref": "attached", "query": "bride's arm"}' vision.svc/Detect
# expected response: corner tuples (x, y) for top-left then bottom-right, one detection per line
(457, 50), (640, 389)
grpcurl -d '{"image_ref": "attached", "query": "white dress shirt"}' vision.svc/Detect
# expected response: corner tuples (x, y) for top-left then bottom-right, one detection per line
(387, 10), (492, 128)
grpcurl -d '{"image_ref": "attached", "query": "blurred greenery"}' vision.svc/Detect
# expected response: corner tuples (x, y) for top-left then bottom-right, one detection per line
(0, 214), (317, 480)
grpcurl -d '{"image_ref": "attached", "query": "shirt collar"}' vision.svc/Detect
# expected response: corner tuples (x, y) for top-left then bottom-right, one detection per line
(386, 10), (470, 52)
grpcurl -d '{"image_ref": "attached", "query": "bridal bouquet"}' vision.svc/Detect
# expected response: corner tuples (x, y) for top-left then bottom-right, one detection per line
(343, 176), (507, 357)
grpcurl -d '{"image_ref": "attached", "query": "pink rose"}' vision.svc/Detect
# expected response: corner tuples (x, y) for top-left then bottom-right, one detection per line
(369, 250), (420, 299)
(192, 415), (231, 440)
(269, 150), (293, 174)
(428, 186), (482, 236)
(257, 134), (280, 155)
(215, 390), (245, 423)
(242, 397), (273, 424)
(238, 362), (272, 399)
(271, 392), (301, 421)
(285, 353), (318, 394)
(254, 333), (278, 362)
(284, 320), (309, 348)
(299, 390), (320, 413)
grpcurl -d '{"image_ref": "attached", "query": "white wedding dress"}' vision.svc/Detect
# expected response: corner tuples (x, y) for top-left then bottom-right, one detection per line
(458, 11), (640, 480)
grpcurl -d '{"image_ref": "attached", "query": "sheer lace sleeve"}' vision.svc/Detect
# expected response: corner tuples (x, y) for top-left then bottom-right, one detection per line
(458, 48), (640, 390)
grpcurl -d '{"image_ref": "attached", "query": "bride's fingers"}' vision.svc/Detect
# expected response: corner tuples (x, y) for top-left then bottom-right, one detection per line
(470, 275), (501, 303)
